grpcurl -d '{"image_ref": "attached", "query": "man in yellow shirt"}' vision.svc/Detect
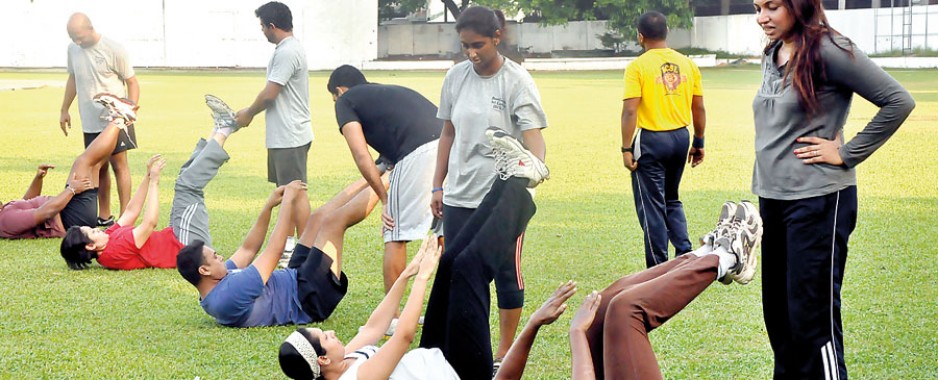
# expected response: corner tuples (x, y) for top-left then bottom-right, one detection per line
(621, 11), (706, 268)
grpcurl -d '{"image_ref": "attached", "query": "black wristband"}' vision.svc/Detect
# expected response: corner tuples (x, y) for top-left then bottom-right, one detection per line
(692, 136), (704, 149)
(621, 146), (633, 153)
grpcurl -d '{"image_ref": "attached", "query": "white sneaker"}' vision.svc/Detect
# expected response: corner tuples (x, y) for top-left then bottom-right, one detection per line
(277, 237), (297, 269)
(718, 201), (763, 285)
(94, 93), (137, 127)
(701, 201), (737, 247)
(204, 94), (239, 131)
(486, 127), (549, 188)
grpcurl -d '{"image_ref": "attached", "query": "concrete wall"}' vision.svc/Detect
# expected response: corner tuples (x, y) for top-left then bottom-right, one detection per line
(0, 0), (378, 69)
(379, 5), (938, 58)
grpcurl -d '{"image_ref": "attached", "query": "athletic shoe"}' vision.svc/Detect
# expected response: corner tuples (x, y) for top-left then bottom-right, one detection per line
(700, 201), (737, 247)
(375, 156), (394, 175)
(717, 201), (763, 285)
(94, 93), (136, 126)
(486, 127), (549, 188)
(96, 215), (115, 228)
(204, 94), (238, 131)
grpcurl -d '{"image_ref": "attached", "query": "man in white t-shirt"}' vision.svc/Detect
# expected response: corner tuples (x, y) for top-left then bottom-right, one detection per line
(59, 12), (140, 227)
(234, 1), (312, 249)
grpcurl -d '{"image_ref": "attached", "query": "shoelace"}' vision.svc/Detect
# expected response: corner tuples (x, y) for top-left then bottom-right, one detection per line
(492, 147), (514, 181)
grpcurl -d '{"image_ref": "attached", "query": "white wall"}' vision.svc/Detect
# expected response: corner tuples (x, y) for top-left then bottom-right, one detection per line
(379, 5), (938, 58)
(0, 0), (378, 69)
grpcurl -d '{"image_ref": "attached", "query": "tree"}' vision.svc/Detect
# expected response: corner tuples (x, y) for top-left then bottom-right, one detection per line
(515, 0), (694, 43)
(379, 0), (431, 21)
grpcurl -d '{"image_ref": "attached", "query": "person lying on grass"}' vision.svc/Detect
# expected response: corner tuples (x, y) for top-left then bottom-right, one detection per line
(59, 94), (243, 270)
(277, 242), (578, 380)
(0, 94), (133, 240)
(176, 170), (388, 327)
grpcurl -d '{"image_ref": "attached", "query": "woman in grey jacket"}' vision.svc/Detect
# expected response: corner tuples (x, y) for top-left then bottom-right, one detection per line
(751, 0), (914, 378)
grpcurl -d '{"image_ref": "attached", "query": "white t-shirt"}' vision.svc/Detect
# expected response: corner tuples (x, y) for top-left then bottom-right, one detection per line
(66, 35), (135, 133)
(265, 36), (312, 149)
(338, 345), (460, 380)
(438, 58), (547, 208)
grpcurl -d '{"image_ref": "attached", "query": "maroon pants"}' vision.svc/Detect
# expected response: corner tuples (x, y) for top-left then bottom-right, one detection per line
(585, 254), (719, 379)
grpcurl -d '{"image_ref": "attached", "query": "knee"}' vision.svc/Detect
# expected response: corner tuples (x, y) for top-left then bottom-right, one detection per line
(606, 292), (646, 325)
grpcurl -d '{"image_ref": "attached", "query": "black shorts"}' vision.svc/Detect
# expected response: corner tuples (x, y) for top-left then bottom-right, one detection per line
(83, 124), (137, 154)
(292, 244), (348, 322)
(267, 143), (310, 185)
(60, 188), (98, 228)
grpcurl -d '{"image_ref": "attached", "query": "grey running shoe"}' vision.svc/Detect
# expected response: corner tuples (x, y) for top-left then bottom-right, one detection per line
(701, 201), (737, 247)
(204, 94), (239, 131)
(717, 201), (763, 285)
(94, 93), (137, 126)
(486, 127), (549, 188)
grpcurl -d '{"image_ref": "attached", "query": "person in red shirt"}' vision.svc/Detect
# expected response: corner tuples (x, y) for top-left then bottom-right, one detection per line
(60, 95), (243, 270)
(0, 94), (135, 240)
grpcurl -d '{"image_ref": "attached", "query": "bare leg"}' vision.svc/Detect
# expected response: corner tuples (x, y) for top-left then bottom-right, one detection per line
(311, 185), (380, 277)
(495, 308), (522, 360)
(296, 178), (371, 248)
(109, 151), (132, 214)
(70, 121), (124, 189)
(97, 163), (111, 219)
(383, 241), (407, 293)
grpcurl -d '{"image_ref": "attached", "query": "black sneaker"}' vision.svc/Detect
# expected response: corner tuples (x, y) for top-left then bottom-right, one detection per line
(96, 215), (115, 228)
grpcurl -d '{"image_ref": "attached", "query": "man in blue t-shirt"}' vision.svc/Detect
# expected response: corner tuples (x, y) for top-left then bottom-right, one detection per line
(176, 178), (385, 327)
(327, 65), (442, 295)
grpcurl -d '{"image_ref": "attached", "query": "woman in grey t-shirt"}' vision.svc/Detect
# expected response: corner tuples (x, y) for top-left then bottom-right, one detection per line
(424, 6), (548, 369)
(752, 0), (914, 378)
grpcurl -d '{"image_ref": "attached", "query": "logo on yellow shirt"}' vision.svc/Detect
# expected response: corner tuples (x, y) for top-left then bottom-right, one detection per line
(658, 62), (684, 95)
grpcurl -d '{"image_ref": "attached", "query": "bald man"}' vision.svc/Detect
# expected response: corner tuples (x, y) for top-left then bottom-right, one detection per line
(60, 12), (140, 227)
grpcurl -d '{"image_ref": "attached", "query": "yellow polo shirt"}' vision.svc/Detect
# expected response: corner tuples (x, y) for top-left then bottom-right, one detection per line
(623, 48), (703, 132)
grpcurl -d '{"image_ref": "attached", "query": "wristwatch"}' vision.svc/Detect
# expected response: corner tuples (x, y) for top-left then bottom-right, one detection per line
(621, 146), (633, 153)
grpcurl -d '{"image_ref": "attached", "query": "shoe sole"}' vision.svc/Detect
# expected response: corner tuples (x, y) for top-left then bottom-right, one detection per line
(731, 201), (763, 285)
(488, 129), (550, 185)
(94, 93), (137, 123)
(205, 94), (237, 128)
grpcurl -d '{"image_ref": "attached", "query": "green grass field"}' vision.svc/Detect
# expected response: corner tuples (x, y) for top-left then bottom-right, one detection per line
(1, 67), (936, 379)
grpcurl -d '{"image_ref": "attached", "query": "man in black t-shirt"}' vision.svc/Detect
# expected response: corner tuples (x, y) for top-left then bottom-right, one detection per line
(327, 65), (442, 295)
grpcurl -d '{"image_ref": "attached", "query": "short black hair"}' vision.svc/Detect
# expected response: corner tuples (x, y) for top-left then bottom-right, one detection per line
(60, 226), (96, 270)
(326, 65), (368, 95)
(638, 11), (668, 41)
(176, 240), (206, 287)
(279, 329), (326, 380)
(456, 6), (506, 38)
(255, 1), (293, 32)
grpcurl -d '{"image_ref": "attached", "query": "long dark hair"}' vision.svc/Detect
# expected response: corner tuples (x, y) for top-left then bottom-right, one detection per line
(766, 0), (852, 116)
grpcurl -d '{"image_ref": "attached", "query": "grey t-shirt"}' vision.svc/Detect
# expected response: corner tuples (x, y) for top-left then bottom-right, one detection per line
(66, 35), (135, 133)
(751, 35), (914, 200)
(438, 59), (548, 208)
(265, 36), (312, 149)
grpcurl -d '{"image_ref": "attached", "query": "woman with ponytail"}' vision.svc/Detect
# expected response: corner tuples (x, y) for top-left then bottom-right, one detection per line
(751, 0), (914, 378)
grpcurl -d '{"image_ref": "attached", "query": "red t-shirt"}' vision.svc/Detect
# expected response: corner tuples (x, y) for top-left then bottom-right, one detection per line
(97, 224), (183, 270)
(0, 196), (65, 239)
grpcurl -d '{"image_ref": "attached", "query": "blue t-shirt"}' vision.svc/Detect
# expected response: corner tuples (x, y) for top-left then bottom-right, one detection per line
(200, 260), (312, 327)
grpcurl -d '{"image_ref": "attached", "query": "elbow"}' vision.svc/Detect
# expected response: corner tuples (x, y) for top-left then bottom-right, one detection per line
(900, 93), (916, 117)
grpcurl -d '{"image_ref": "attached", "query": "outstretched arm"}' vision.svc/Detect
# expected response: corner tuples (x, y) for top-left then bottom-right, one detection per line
(569, 291), (602, 380)
(252, 181), (306, 284)
(234, 81), (283, 127)
(341, 122), (393, 229)
(132, 156), (166, 248)
(229, 186), (285, 269)
(496, 280), (578, 380)
(32, 174), (92, 224)
(117, 155), (161, 227)
(357, 237), (442, 379)
(24, 164), (54, 200)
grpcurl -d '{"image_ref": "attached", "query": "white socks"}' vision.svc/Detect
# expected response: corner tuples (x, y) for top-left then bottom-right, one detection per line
(692, 244), (738, 280)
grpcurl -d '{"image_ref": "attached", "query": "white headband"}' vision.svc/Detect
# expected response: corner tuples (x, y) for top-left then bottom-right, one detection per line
(286, 331), (321, 378)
